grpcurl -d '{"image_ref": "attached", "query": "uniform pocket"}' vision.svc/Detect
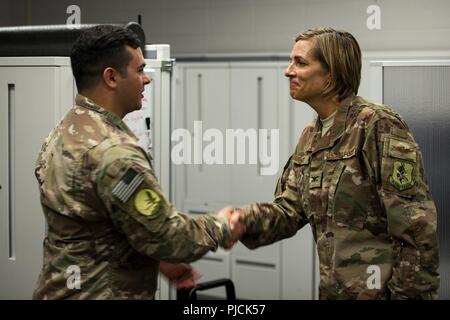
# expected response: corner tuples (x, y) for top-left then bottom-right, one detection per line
(327, 162), (346, 217)
(291, 153), (309, 185)
(326, 150), (370, 231)
(291, 153), (311, 218)
(395, 245), (419, 289)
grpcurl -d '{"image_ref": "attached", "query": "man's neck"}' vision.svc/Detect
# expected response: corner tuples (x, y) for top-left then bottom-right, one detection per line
(80, 89), (125, 118)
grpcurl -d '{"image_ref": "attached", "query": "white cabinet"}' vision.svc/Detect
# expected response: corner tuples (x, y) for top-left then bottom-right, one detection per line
(175, 62), (317, 299)
(229, 66), (282, 299)
(230, 67), (279, 204)
(184, 66), (232, 210)
(0, 58), (74, 299)
(178, 64), (281, 210)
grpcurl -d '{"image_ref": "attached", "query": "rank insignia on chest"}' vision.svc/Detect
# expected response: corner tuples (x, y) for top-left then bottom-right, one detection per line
(112, 168), (144, 203)
(389, 160), (414, 191)
(309, 171), (323, 189)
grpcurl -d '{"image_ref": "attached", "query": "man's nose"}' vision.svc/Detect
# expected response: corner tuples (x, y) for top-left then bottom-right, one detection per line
(144, 74), (152, 85)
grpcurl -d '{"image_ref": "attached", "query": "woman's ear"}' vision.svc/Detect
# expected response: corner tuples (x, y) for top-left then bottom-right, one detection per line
(326, 73), (332, 87)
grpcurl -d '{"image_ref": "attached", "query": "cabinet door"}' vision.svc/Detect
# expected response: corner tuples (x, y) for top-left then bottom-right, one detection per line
(183, 67), (231, 210)
(231, 241), (281, 299)
(230, 67), (279, 204)
(382, 65), (450, 300)
(229, 67), (282, 299)
(0, 66), (69, 299)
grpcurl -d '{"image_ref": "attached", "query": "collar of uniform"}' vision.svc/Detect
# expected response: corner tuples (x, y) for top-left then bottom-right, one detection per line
(308, 94), (356, 154)
(74, 94), (138, 139)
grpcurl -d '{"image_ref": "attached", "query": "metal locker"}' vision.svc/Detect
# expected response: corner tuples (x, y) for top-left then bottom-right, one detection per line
(0, 58), (74, 299)
(371, 60), (450, 299)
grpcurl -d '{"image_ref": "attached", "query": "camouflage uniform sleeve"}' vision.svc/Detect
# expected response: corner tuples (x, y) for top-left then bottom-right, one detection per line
(93, 144), (232, 263)
(362, 115), (440, 299)
(238, 155), (308, 249)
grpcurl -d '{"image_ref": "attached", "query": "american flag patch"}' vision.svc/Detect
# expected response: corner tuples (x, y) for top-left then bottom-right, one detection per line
(112, 168), (144, 203)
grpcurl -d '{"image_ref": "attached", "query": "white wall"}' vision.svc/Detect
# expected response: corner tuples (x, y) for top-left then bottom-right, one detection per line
(5, 0), (450, 55)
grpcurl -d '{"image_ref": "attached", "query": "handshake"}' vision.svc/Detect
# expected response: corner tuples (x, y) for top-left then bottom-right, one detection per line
(217, 207), (246, 249)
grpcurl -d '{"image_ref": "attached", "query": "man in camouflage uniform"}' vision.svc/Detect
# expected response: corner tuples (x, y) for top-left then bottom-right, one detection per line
(236, 28), (439, 299)
(33, 25), (241, 299)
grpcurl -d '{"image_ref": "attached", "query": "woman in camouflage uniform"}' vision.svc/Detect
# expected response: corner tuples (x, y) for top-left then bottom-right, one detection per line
(236, 27), (439, 300)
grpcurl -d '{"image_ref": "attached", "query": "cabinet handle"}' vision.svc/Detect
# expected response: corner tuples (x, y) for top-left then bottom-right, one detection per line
(235, 259), (276, 269)
(197, 73), (203, 172)
(7, 83), (15, 260)
(202, 256), (224, 263)
(197, 73), (203, 122)
(257, 76), (262, 176)
(188, 210), (208, 215)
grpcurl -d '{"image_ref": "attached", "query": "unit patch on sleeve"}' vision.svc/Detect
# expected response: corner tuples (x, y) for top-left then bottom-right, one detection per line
(134, 189), (162, 217)
(389, 160), (414, 191)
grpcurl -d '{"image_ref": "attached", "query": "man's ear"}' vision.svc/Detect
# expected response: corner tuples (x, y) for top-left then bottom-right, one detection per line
(103, 67), (119, 89)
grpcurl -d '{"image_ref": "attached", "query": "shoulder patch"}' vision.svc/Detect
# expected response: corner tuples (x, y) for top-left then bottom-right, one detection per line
(389, 160), (414, 191)
(134, 189), (162, 217)
(112, 168), (144, 203)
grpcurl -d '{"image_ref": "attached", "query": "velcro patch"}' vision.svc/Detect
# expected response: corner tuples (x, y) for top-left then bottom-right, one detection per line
(134, 189), (162, 217)
(388, 137), (417, 162)
(112, 168), (144, 203)
(389, 160), (414, 191)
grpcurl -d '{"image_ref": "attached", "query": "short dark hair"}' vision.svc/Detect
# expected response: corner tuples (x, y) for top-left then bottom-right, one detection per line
(295, 27), (361, 101)
(70, 25), (141, 92)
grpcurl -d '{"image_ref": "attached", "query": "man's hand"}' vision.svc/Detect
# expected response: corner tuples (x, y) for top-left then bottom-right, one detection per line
(159, 262), (202, 289)
(217, 207), (246, 249)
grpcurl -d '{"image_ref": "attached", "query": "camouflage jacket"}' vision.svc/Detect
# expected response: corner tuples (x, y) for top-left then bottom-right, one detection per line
(33, 94), (231, 299)
(240, 95), (439, 299)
